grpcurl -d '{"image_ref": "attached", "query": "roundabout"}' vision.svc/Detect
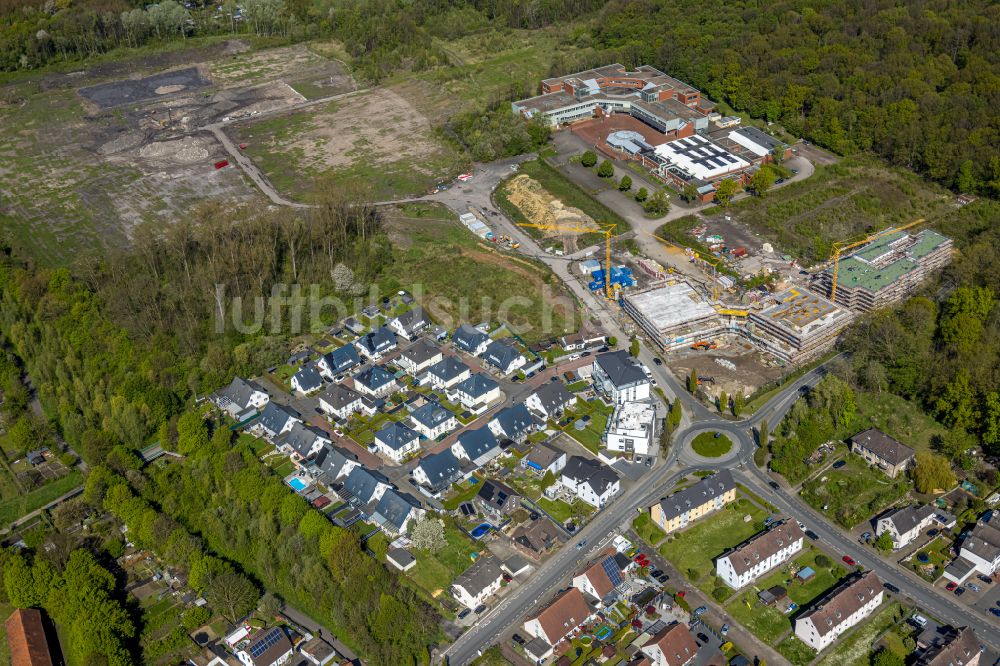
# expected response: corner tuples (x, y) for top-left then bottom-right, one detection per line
(691, 431), (733, 458)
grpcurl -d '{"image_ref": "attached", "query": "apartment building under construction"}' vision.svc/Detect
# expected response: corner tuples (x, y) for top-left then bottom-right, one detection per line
(748, 288), (854, 363)
(813, 229), (953, 312)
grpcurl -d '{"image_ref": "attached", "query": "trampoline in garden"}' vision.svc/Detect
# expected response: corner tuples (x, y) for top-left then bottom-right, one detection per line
(917, 552), (931, 564)
(595, 625), (612, 641)
(470, 523), (491, 539)
(579, 635), (593, 646)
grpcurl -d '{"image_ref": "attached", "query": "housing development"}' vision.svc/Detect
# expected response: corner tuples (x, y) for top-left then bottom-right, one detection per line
(2, 14), (998, 666)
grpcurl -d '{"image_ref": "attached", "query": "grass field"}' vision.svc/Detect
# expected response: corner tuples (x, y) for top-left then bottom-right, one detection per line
(0, 469), (83, 526)
(851, 391), (946, 454)
(556, 399), (613, 454)
(658, 498), (767, 581)
(800, 454), (908, 528)
(777, 635), (816, 666)
(720, 156), (957, 263)
(815, 602), (903, 666)
(725, 547), (846, 643)
(380, 207), (578, 344)
(407, 522), (481, 596)
(691, 432), (732, 457)
(632, 513), (667, 546)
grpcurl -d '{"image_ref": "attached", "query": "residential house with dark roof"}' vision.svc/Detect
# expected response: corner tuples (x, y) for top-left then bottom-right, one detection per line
(488, 403), (536, 443)
(316, 345), (360, 379)
(876, 504), (954, 550)
(449, 373), (501, 413)
(453, 324), (491, 356)
(451, 427), (502, 466)
(352, 365), (398, 398)
(371, 489), (424, 535)
(340, 466), (391, 507)
(388, 307), (430, 341)
(592, 351), (650, 404)
(397, 339), (442, 375)
(572, 549), (632, 604)
(526, 382), (577, 419)
(211, 377), (269, 419)
(916, 626), (981, 666)
(522, 442), (567, 477)
(313, 445), (360, 484)
(317, 384), (368, 420)
(651, 470), (736, 533)
(409, 401), (457, 439)
(354, 326), (398, 360)
(425, 356), (471, 390)
(290, 363), (324, 395)
(475, 479), (520, 521)
(794, 571), (883, 651)
(236, 626), (294, 666)
(850, 428), (916, 478)
(413, 449), (464, 496)
(512, 517), (564, 559)
(255, 402), (302, 440)
(482, 340), (526, 375)
(716, 520), (805, 589)
(523, 587), (593, 646)
(451, 556), (505, 609)
(640, 622), (699, 666)
(373, 422), (421, 462)
(560, 456), (620, 508)
(5, 608), (54, 666)
(278, 421), (331, 461)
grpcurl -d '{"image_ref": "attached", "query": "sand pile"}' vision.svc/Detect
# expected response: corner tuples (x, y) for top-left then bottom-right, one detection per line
(155, 84), (186, 95)
(139, 136), (210, 163)
(505, 175), (597, 230)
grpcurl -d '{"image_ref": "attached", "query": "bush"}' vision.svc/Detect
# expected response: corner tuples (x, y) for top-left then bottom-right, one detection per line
(634, 187), (648, 202)
(815, 554), (832, 568)
(597, 160), (614, 178)
(712, 587), (730, 603)
(580, 151), (597, 167)
(618, 175), (632, 191)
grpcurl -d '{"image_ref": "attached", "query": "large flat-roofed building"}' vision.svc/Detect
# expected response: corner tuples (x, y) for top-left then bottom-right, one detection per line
(622, 282), (724, 350)
(813, 229), (953, 312)
(513, 64), (712, 135)
(651, 134), (751, 182)
(605, 400), (657, 456)
(748, 287), (853, 362)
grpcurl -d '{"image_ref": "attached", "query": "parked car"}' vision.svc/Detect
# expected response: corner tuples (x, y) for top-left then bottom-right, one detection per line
(656, 573), (669, 583)
(769, 481), (780, 490)
(968, 583), (981, 592)
(860, 532), (872, 543)
(954, 587), (965, 596)
(884, 582), (900, 593)
(990, 608), (1000, 618)
(653, 357), (663, 366)
(842, 555), (856, 566)
(474, 604), (488, 614)
(945, 581), (958, 591)
(581, 351), (591, 357)
(576, 539), (587, 550)
(511, 633), (525, 645)
(693, 606), (708, 617)
(458, 609), (472, 619)
(832, 460), (847, 469)
(697, 633), (709, 644)
(978, 574), (993, 584)
(721, 624), (729, 635)
(805, 530), (820, 540)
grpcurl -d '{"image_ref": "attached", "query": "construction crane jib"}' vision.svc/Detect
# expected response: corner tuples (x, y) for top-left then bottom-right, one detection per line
(829, 218), (925, 302)
(516, 222), (617, 299)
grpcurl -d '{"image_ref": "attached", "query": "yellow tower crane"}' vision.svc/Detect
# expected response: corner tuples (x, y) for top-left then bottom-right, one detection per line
(517, 222), (617, 299)
(829, 218), (925, 302)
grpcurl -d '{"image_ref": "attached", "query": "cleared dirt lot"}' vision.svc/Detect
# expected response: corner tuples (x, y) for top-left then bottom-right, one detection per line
(666, 340), (785, 399)
(233, 86), (464, 200)
(0, 41), (354, 265)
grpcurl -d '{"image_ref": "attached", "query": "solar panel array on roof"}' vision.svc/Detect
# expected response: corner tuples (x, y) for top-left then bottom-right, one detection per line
(669, 136), (739, 169)
(601, 556), (623, 587)
(250, 628), (283, 658)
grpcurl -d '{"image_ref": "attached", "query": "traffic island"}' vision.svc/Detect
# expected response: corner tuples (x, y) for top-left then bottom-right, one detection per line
(691, 432), (733, 458)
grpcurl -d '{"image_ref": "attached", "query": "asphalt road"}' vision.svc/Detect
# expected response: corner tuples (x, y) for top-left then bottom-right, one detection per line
(433, 168), (1000, 662)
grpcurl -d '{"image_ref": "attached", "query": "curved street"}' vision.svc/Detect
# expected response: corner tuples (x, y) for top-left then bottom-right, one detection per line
(433, 165), (1000, 664)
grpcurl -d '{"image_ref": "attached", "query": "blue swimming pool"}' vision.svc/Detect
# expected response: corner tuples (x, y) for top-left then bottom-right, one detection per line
(288, 477), (308, 492)
(470, 523), (491, 539)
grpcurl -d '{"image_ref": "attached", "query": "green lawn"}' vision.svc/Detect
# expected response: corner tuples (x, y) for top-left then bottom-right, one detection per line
(558, 400), (613, 455)
(442, 476), (484, 510)
(800, 454), (908, 527)
(658, 498), (767, 581)
(777, 636), (816, 666)
(0, 469), (84, 526)
(691, 432), (733, 458)
(407, 523), (481, 595)
(632, 513), (667, 546)
(907, 536), (952, 581)
(725, 547), (847, 643)
(815, 602), (904, 666)
(537, 497), (573, 522)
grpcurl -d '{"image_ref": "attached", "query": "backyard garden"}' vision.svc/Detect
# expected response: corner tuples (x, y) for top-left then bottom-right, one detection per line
(800, 454), (909, 528)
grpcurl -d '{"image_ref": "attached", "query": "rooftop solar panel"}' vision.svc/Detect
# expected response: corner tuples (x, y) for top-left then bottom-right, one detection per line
(601, 557), (623, 587)
(249, 628), (283, 658)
